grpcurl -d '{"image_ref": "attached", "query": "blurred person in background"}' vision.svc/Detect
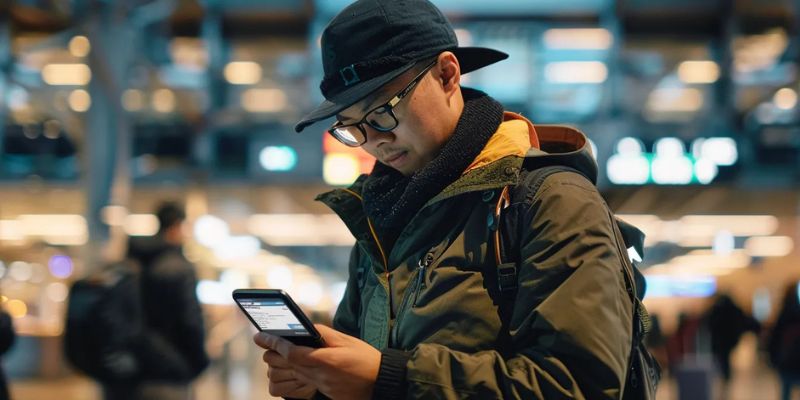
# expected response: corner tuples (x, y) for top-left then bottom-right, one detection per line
(768, 281), (800, 400)
(107, 202), (208, 400)
(644, 314), (668, 378)
(666, 312), (699, 374)
(705, 293), (760, 389)
(0, 309), (15, 400)
(251, 0), (648, 399)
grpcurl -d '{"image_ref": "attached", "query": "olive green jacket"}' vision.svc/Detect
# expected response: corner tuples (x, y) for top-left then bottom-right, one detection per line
(317, 114), (633, 399)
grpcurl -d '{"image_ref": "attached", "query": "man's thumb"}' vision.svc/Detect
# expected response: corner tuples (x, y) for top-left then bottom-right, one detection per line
(315, 324), (346, 346)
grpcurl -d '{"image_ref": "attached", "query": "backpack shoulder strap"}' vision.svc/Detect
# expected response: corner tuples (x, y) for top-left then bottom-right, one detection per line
(492, 163), (652, 337)
(491, 165), (582, 323)
(493, 165), (585, 293)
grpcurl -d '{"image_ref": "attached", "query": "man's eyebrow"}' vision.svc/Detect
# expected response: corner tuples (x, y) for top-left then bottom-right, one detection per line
(337, 90), (389, 122)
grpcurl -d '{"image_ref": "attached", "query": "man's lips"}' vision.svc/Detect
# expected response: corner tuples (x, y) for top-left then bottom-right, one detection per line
(383, 151), (406, 164)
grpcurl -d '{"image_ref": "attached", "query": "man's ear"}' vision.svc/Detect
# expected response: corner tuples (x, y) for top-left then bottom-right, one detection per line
(436, 52), (461, 96)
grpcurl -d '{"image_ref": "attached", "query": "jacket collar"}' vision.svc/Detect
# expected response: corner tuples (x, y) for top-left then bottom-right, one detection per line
(317, 113), (598, 234)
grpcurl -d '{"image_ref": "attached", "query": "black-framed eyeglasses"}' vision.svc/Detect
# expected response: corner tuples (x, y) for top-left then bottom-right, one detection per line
(327, 59), (438, 147)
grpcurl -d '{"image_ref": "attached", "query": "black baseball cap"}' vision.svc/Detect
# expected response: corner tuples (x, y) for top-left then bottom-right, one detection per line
(294, 0), (508, 133)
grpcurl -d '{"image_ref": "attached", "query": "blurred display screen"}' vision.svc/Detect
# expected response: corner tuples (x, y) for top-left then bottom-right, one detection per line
(644, 275), (717, 298)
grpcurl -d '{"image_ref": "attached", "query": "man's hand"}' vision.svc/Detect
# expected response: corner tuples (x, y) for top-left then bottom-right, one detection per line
(254, 324), (381, 400)
(263, 349), (318, 399)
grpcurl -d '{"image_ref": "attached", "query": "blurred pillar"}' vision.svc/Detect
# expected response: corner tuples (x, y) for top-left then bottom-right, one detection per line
(194, 4), (228, 173)
(602, 0), (623, 119)
(203, 4), (228, 112)
(0, 4), (10, 163)
(83, 0), (136, 268)
(710, 0), (735, 130)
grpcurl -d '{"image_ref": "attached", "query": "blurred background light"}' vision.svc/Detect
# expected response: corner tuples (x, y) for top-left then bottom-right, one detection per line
(695, 138), (738, 166)
(193, 215), (230, 247)
(152, 88), (176, 113)
(9, 261), (32, 282)
(543, 28), (612, 50)
(323, 154), (361, 186)
(295, 281), (324, 307)
(42, 64), (91, 86)
(259, 146), (298, 172)
(712, 230), (735, 256)
(241, 88), (287, 113)
(68, 90), (91, 112)
(124, 214), (160, 236)
(644, 275), (717, 298)
(745, 236), (794, 257)
(544, 61), (608, 84)
(6, 300), (28, 319)
(224, 61), (262, 85)
(646, 87), (704, 113)
(68, 36), (91, 58)
(48, 255), (73, 279)
(212, 236), (261, 261)
(122, 89), (146, 112)
(773, 87), (797, 110)
(607, 153), (650, 185)
(694, 158), (719, 184)
(677, 61), (720, 84)
(196, 280), (234, 305)
(266, 265), (294, 290)
(46, 282), (69, 303)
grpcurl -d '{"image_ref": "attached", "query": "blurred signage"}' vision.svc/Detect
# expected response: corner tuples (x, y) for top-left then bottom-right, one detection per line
(248, 129), (323, 182)
(322, 133), (374, 186)
(607, 137), (738, 185)
(644, 275), (717, 298)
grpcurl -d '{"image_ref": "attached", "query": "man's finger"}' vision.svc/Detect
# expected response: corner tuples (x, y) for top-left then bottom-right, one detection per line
(263, 350), (291, 367)
(288, 365), (318, 386)
(267, 366), (297, 384)
(254, 332), (317, 366)
(268, 379), (304, 397)
(254, 332), (294, 358)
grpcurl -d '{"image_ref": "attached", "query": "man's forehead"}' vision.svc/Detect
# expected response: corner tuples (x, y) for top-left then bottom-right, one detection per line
(337, 86), (393, 121)
(337, 64), (425, 121)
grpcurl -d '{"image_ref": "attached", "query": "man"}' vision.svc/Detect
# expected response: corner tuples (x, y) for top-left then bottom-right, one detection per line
(253, 0), (634, 398)
(118, 202), (209, 400)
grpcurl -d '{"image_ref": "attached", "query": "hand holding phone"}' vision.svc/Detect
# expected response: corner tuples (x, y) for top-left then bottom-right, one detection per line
(233, 289), (325, 348)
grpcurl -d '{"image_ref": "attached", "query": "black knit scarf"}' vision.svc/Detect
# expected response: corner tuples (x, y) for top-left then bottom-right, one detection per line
(362, 88), (504, 244)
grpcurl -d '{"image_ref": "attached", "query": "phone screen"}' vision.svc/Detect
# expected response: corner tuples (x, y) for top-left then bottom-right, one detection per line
(237, 298), (312, 337)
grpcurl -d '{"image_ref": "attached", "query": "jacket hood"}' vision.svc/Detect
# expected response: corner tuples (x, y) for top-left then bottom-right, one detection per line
(524, 124), (599, 185)
(464, 112), (597, 184)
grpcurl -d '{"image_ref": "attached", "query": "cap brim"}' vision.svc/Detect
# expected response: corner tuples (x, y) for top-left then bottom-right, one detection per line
(451, 47), (508, 75)
(294, 46), (509, 133)
(294, 61), (417, 133)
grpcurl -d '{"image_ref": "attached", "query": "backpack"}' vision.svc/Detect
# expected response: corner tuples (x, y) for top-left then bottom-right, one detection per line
(64, 261), (144, 382)
(491, 164), (660, 400)
(775, 323), (800, 371)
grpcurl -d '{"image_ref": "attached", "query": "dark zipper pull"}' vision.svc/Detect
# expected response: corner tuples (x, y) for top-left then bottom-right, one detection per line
(413, 252), (434, 307)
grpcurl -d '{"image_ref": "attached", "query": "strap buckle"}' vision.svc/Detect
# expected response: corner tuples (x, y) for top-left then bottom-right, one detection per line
(497, 263), (518, 294)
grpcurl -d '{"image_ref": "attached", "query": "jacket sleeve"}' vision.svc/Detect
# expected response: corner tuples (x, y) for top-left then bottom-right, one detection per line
(403, 172), (634, 399)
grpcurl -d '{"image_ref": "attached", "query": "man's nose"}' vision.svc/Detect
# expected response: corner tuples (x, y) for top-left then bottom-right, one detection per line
(363, 124), (394, 146)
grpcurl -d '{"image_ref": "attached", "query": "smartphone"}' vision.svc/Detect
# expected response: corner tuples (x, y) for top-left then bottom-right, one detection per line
(232, 289), (325, 348)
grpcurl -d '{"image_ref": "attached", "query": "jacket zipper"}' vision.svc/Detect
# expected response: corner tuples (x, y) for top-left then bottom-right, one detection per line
(339, 189), (393, 327)
(390, 251), (435, 346)
(412, 252), (434, 308)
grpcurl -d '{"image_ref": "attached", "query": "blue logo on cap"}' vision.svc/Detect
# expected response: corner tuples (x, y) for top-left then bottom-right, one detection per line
(340, 65), (360, 86)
